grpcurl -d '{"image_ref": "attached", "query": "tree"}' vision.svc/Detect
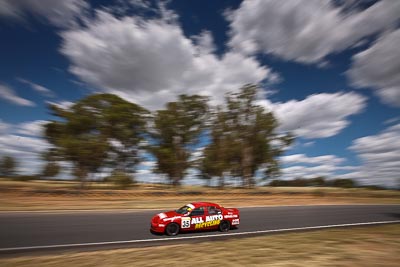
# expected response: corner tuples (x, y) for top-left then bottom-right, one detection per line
(332, 178), (356, 188)
(42, 162), (60, 179)
(0, 156), (17, 177)
(40, 149), (61, 179)
(309, 176), (326, 186)
(151, 95), (209, 186)
(201, 85), (293, 188)
(199, 108), (230, 188)
(105, 170), (133, 189)
(44, 94), (148, 188)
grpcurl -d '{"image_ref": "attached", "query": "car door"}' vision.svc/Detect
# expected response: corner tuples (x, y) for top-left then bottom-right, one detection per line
(205, 206), (223, 230)
(189, 206), (206, 231)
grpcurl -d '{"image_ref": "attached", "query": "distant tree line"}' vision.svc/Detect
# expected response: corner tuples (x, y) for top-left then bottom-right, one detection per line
(3, 151), (389, 190)
(268, 177), (393, 190)
(269, 177), (357, 188)
(42, 84), (293, 188)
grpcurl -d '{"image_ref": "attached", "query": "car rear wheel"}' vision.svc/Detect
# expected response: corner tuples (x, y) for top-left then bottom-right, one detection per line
(219, 220), (230, 232)
(165, 223), (180, 236)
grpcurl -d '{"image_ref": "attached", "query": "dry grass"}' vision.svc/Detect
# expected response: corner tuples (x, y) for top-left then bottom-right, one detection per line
(1, 224), (399, 266)
(0, 180), (399, 211)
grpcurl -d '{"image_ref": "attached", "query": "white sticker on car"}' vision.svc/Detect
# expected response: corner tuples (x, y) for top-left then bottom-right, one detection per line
(232, 219), (240, 225)
(158, 213), (167, 219)
(181, 217), (191, 228)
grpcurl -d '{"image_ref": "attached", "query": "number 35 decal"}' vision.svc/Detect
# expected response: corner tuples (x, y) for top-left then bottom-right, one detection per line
(181, 217), (191, 228)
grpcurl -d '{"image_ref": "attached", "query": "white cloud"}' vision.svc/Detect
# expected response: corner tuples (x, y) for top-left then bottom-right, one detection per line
(0, 84), (35, 106)
(303, 141), (315, 147)
(192, 30), (216, 55)
(282, 165), (331, 178)
(16, 120), (47, 137)
(46, 100), (74, 110)
(281, 153), (345, 165)
(228, 0), (400, 63)
(128, 0), (152, 10)
(0, 135), (49, 155)
(279, 164), (359, 181)
(349, 123), (400, 187)
(0, 0), (17, 17)
(384, 116), (400, 125)
(0, 120), (10, 135)
(0, 119), (52, 175)
(18, 78), (54, 97)
(279, 153), (358, 180)
(0, 0), (88, 28)
(347, 29), (400, 107)
(140, 161), (156, 168)
(60, 10), (277, 110)
(0, 133), (51, 175)
(257, 92), (366, 139)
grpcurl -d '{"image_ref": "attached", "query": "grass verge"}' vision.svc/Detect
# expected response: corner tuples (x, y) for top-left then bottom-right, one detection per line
(1, 224), (399, 266)
(0, 180), (399, 211)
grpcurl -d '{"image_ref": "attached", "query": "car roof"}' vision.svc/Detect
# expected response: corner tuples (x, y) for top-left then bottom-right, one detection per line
(190, 202), (221, 208)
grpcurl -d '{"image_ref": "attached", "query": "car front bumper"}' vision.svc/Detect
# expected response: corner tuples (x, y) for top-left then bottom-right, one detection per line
(150, 222), (165, 233)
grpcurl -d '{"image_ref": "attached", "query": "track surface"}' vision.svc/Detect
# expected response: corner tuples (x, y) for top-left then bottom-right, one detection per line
(1, 205), (399, 252)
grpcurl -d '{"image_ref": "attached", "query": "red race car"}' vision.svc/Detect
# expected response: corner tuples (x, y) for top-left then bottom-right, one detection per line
(150, 202), (240, 236)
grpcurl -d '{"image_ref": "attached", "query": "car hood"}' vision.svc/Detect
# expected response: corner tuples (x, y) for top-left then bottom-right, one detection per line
(155, 210), (181, 220)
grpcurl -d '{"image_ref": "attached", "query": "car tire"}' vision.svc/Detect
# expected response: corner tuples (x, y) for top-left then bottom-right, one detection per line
(219, 220), (230, 232)
(165, 223), (180, 236)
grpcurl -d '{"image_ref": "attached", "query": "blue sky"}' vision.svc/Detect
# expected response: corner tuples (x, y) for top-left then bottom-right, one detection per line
(0, 0), (399, 187)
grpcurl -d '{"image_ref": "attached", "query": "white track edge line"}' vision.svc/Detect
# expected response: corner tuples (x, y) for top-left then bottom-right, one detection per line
(1, 220), (399, 252)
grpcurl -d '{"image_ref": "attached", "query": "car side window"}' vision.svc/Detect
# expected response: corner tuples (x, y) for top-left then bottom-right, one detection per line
(208, 206), (221, 215)
(190, 207), (204, 216)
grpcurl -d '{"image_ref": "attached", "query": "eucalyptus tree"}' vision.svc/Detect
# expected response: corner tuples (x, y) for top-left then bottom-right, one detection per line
(151, 95), (209, 186)
(200, 108), (231, 188)
(0, 156), (17, 177)
(201, 85), (293, 188)
(40, 149), (61, 179)
(44, 94), (149, 188)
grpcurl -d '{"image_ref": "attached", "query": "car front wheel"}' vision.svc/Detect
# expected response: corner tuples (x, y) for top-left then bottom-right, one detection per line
(219, 220), (230, 232)
(165, 223), (180, 236)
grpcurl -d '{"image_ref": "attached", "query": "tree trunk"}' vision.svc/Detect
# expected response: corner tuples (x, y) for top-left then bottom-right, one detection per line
(218, 174), (224, 189)
(74, 165), (88, 190)
(172, 176), (180, 187)
(242, 146), (253, 188)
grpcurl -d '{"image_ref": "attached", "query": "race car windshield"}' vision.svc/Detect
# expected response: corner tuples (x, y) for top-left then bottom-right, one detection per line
(175, 205), (192, 214)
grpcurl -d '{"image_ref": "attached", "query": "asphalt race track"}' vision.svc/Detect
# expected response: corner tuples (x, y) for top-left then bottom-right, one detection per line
(1, 204), (399, 253)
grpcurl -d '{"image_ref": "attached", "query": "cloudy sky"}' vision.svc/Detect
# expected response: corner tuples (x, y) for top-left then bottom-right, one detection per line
(0, 0), (399, 187)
